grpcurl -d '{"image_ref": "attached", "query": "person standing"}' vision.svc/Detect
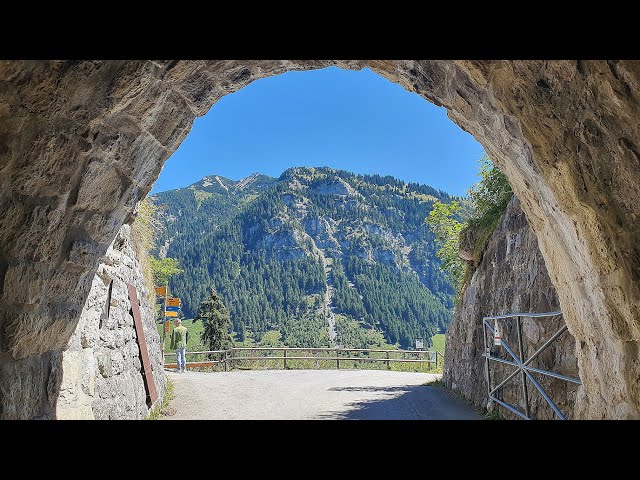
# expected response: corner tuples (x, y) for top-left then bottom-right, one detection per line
(170, 318), (189, 373)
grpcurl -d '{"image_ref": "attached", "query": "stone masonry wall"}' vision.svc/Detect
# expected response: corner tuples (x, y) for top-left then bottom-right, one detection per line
(56, 223), (165, 419)
(444, 197), (579, 419)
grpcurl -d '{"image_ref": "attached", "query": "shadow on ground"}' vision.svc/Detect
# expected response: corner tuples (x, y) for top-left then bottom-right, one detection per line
(317, 384), (483, 420)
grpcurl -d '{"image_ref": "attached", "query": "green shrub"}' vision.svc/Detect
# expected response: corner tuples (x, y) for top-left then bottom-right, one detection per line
(426, 156), (513, 297)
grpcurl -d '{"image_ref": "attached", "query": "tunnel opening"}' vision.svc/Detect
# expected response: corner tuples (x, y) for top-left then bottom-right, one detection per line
(148, 67), (481, 352)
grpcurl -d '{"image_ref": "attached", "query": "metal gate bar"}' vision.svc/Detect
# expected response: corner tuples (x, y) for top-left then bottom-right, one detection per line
(482, 311), (580, 420)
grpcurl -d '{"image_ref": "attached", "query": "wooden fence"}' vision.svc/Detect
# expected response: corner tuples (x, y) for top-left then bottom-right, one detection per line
(164, 347), (444, 371)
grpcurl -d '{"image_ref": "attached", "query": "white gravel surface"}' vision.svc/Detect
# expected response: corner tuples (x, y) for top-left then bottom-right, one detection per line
(163, 369), (482, 420)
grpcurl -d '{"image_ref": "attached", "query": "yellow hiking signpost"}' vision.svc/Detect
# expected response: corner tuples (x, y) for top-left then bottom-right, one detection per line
(154, 284), (182, 358)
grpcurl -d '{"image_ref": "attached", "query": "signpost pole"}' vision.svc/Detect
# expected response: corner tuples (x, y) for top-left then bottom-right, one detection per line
(162, 283), (168, 361)
(415, 337), (424, 371)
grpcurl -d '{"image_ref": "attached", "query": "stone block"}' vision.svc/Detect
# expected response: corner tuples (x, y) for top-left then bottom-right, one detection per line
(67, 240), (105, 268)
(84, 212), (125, 245)
(2, 263), (47, 305)
(96, 352), (112, 378)
(75, 159), (124, 212)
(111, 351), (125, 375)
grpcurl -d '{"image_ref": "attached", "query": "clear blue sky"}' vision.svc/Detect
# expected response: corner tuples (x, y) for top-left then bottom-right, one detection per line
(151, 67), (485, 196)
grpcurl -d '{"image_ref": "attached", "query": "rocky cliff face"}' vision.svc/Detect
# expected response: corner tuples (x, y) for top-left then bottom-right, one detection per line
(444, 197), (579, 419)
(56, 224), (165, 419)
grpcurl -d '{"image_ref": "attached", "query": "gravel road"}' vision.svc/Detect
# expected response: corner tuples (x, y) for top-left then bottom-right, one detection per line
(163, 369), (482, 420)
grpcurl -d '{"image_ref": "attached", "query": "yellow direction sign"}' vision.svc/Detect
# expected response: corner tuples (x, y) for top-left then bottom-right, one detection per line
(166, 298), (181, 307)
(165, 311), (179, 318)
(155, 286), (167, 297)
(164, 320), (171, 333)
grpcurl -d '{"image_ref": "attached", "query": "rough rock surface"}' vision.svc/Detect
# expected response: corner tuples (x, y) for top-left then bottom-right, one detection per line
(458, 226), (477, 263)
(56, 224), (165, 419)
(0, 60), (639, 418)
(444, 197), (578, 419)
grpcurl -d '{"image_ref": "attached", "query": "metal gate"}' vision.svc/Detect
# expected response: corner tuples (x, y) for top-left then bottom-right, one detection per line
(482, 311), (580, 420)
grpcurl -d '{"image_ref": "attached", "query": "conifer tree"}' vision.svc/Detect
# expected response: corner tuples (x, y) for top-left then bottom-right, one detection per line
(198, 287), (233, 351)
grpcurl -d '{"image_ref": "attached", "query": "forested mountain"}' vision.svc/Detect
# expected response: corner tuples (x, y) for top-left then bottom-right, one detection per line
(150, 167), (456, 349)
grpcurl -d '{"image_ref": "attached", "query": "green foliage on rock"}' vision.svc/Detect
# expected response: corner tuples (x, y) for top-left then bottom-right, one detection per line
(131, 198), (159, 303)
(463, 155), (513, 263)
(331, 259), (366, 319)
(341, 255), (449, 346)
(426, 156), (513, 296)
(468, 156), (514, 226)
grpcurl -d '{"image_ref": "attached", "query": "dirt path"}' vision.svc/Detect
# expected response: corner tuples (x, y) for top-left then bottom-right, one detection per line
(163, 370), (482, 420)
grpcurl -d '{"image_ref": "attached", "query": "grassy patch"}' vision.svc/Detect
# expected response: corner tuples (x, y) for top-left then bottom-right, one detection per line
(430, 333), (445, 355)
(424, 378), (444, 387)
(463, 214), (504, 267)
(484, 408), (504, 420)
(146, 378), (175, 420)
(224, 348), (443, 374)
(193, 189), (214, 208)
(131, 199), (158, 306)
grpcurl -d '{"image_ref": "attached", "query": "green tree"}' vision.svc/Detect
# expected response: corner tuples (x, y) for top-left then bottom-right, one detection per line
(198, 288), (233, 351)
(259, 330), (284, 347)
(237, 321), (247, 342)
(425, 201), (465, 291)
(151, 257), (183, 286)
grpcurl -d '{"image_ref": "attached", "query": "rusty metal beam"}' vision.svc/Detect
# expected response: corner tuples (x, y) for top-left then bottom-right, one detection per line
(128, 283), (158, 405)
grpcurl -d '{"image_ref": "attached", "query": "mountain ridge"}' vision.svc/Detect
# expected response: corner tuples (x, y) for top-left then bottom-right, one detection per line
(151, 166), (456, 349)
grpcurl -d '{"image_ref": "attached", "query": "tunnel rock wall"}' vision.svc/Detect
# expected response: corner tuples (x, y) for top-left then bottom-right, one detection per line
(1, 60), (639, 418)
(444, 197), (579, 419)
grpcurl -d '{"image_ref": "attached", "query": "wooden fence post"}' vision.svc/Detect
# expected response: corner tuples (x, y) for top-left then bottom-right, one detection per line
(336, 349), (340, 370)
(386, 351), (390, 370)
(284, 348), (287, 370)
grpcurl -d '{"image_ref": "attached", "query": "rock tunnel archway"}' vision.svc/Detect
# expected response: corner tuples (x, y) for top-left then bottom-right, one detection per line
(1, 60), (639, 419)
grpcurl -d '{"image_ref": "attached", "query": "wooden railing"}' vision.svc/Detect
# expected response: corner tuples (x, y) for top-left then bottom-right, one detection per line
(164, 347), (444, 371)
